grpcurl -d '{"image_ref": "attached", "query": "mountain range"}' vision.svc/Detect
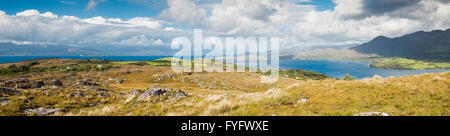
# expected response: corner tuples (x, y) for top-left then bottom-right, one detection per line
(351, 29), (450, 62)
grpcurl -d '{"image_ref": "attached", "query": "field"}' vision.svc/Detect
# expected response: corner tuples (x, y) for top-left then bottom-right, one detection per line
(0, 58), (448, 116)
(369, 58), (450, 70)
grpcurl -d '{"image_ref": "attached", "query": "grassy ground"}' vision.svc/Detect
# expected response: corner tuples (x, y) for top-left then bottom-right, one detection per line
(370, 58), (450, 70)
(0, 58), (448, 116)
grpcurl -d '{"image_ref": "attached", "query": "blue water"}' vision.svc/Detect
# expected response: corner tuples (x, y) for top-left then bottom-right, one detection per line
(0, 56), (448, 79)
(280, 59), (449, 79)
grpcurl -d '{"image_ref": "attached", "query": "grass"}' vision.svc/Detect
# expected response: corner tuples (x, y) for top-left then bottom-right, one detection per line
(370, 58), (450, 70)
(0, 58), (448, 116)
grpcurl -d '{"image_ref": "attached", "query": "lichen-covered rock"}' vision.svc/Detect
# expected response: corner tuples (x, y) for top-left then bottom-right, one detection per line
(115, 78), (124, 84)
(77, 79), (98, 86)
(0, 88), (18, 95)
(125, 89), (139, 103)
(137, 86), (188, 101)
(15, 84), (31, 89)
(24, 107), (60, 115)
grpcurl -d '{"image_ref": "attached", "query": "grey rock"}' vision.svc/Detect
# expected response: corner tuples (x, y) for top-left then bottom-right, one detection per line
(125, 89), (139, 103)
(353, 112), (389, 116)
(137, 86), (188, 101)
(115, 78), (124, 84)
(15, 84), (31, 89)
(0, 88), (18, 95)
(24, 107), (60, 115)
(0, 98), (10, 106)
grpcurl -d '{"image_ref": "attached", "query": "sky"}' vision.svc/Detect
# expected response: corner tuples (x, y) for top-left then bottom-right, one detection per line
(0, 0), (449, 54)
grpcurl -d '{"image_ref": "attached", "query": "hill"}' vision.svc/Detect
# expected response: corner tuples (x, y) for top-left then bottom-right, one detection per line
(0, 58), (448, 116)
(351, 29), (450, 62)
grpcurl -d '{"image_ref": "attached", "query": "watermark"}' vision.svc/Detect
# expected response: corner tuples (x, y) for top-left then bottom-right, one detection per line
(170, 29), (279, 83)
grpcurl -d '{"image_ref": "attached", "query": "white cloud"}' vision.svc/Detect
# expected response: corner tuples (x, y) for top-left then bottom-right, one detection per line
(16, 9), (41, 16)
(86, 0), (108, 11)
(159, 0), (208, 26)
(155, 0), (450, 49)
(0, 9), (185, 47)
(1, 0), (450, 54)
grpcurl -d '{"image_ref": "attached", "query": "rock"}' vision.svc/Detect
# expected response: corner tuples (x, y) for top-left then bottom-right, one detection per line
(353, 112), (389, 116)
(31, 81), (45, 88)
(137, 86), (188, 101)
(0, 98), (10, 106)
(77, 79), (98, 86)
(24, 107), (60, 115)
(296, 98), (308, 103)
(0, 88), (18, 95)
(95, 92), (109, 98)
(125, 89), (139, 103)
(15, 84), (31, 89)
(66, 91), (85, 98)
(95, 88), (109, 92)
(50, 79), (63, 86)
(97, 64), (104, 69)
(11, 78), (29, 83)
(115, 78), (124, 84)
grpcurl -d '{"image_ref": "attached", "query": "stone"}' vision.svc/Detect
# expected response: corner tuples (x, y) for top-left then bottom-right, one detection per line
(0, 88), (18, 95)
(137, 86), (188, 101)
(15, 84), (31, 89)
(0, 98), (10, 106)
(125, 89), (139, 103)
(24, 107), (60, 115)
(50, 79), (63, 86)
(115, 78), (124, 84)
(353, 112), (389, 116)
(77, 79), (98, 86)
(95, 88), (109, 92)
(31, 81), (45, 88)
(95, 92), (109, 98)
(296, 98), (308, 103)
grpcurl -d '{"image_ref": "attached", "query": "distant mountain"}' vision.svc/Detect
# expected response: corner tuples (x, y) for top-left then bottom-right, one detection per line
(351, 29), (450, 62)
(0, 42), (174, 56)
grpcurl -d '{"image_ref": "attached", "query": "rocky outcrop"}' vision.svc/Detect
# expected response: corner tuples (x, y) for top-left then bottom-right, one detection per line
(24, 107), (60, 115)
(125, 89), (139, 103)
(353, 112), (389, 116)
(136, 86), (188, 101)
(77, 79), (98, 86)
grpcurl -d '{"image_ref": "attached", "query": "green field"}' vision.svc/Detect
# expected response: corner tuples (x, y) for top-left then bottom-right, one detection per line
(369, 58), (450, 70)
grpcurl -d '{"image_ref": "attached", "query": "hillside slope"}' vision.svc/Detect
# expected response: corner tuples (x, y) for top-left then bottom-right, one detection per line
(351, 29), (450, 62)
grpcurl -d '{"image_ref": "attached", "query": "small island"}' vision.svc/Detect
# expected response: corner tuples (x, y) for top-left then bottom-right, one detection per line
(369, 58), (450, 70)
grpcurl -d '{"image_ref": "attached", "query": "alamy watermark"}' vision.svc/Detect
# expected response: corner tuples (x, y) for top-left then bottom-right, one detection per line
(170, 29), (279, 83)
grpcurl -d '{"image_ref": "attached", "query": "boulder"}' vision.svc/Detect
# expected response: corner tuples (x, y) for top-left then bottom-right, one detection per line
(24, 107), (60, 115)
(15, 84), (31, 89)
(125, 89), (139, 103)
(0, 88), (18, 95)
(31, 81), (45, 88)
(115, 78), (124, 84)
(353, 112), (389, 116)
(137, 86), (188, 101)
(77, 79), (98, 86)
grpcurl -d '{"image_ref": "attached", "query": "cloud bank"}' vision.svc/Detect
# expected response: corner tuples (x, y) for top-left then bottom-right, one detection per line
(0, 0), (449, 53)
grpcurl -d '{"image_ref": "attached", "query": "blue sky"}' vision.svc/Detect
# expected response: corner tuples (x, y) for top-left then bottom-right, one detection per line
(0, 0), (448, 52)
(0, 0), (335, 19)
(0, 0), (167, 19)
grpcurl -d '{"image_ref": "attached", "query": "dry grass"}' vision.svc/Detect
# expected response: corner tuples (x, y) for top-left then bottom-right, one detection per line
(1, 58), (448, 116)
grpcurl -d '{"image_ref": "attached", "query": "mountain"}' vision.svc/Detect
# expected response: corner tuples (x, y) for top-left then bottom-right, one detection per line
(351, 29), (450, 62)
(0, 42), (175, 56)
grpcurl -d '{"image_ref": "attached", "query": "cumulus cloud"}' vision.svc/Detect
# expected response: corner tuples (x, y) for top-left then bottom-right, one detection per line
(0, 9), (185, 47)
(1, 0), (450, 55)
(159, 0), (208, 26)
